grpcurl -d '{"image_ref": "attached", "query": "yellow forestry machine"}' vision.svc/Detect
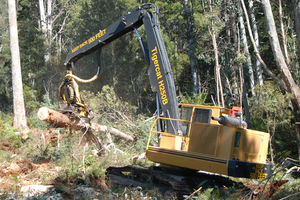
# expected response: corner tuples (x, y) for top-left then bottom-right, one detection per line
(60, 4), (272, 196)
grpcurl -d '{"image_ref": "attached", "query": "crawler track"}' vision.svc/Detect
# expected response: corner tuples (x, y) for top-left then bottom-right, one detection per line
(106, 165), (243, 199)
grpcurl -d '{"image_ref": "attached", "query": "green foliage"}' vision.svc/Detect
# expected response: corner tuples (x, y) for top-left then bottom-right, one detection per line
(23, 84), (39, 114)
(180, 89), (209, 105)
(82, 86), (137, 124)
(0, 114), (21, 148)
(18, 0), (46, 91)
(249, 82), (296, 159)
(0, 1), (11, 113)
(249, 82), (293, 133)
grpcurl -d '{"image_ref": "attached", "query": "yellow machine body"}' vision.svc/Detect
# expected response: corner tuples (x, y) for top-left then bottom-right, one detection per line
(146, 104), (272, 179)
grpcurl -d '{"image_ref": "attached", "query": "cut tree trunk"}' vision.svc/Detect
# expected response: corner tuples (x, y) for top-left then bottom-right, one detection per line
(37, 107), (134, 142)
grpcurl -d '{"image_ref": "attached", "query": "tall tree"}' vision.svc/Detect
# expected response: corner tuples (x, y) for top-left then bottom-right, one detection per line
(39, 0), (49, 62)
(47, 0), (52, 41)
(182, 0), (200, 95)
(208, 0), (224, 107)
(261, 0), (300, 111)
(38, 0), (46, 33)
(278, 0), (290, 65)
(248, 0), (263, 85)
(7, 0), (27, 129)
(39, 0), (50, 62)
(237, 0), (255, 96)
(240, 0), (286, 90)
(38, 0), (70, 61)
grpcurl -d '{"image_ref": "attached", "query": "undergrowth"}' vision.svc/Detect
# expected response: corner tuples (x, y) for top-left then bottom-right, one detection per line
(0, 113), (22, 148)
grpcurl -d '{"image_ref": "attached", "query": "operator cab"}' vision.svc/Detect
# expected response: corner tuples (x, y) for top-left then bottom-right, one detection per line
(179, 105), (215, 135)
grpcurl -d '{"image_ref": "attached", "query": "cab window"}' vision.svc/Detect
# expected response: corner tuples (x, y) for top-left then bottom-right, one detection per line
(193, 108), (212, 124)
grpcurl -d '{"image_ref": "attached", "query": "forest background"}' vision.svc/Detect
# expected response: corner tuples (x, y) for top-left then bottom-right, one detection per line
(0, 0), (300, 198)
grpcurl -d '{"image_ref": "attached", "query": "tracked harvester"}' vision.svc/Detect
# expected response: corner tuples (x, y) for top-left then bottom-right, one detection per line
(62, 3), (272, 187)
(146, 104), (272, 179)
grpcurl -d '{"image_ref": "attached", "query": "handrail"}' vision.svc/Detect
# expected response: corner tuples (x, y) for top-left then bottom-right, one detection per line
(146, 117), (159, 148)
(146, 117), (190, 149)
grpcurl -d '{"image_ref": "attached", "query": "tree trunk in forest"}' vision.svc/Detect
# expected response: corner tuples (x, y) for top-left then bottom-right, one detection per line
(237, 0), (255, 96)
(231, 13), (240, 105)
(239, 61), (251, 126)
(7, 0), (27, 129)
(46, 0), (52, 62)
(248, 0), (263, 86)
(38, 0), (47, 33)
(262, 0), (300, 111)
(234, 9), (251, 125)
(241, 0), (286, 90)
(294, 0), (300, 63)
(209, 0), (224, 107)
(279, 0), (290, 65)
(47, 0), (52, 44)
(37, 107), (134, 142)
(38, 0), (51, 62)
(183, 0), (200, 95)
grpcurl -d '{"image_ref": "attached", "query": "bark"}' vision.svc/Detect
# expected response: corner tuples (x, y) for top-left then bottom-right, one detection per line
(37, 107), (134, 142)
(237, 0), (255, 96)
(262, 0), (300, 111)
(183, 0), (200, 95)
(279, 0), (290, 65)
(248, 0), (263, 85)
(294, 0), (300, 63)
(7, 0), (27, 129)
(240, 0), (287, 90)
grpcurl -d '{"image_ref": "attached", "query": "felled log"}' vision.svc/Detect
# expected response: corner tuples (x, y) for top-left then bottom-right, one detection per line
(37, 107), (134, 142)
